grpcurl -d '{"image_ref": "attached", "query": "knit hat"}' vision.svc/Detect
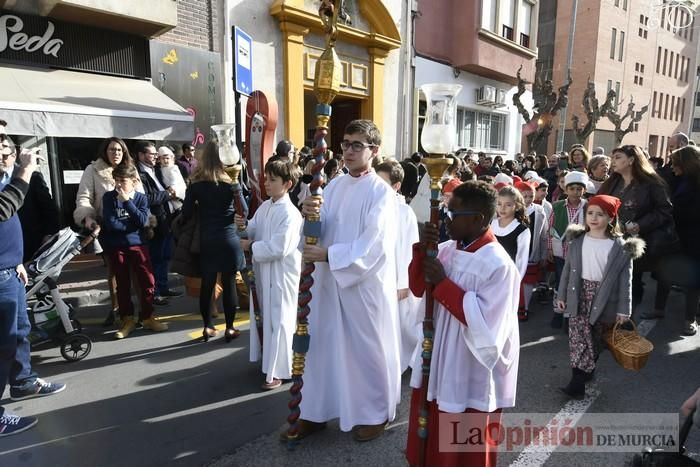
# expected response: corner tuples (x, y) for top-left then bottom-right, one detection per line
(523, 170), (539, 181)
(588, 195), (622, 220)
(442, 178), (461, 194)
(514, 180), (536, 193)
(564, 171), (589, 187)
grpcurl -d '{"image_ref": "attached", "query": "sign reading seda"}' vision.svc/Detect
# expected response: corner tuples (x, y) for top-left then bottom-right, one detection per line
(0, 14), (63, 57)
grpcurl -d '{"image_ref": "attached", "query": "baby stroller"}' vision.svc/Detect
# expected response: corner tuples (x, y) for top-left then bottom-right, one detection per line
(24, 226), (98, 362)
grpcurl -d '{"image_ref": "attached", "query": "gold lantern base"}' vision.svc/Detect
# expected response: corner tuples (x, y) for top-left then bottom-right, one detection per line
(423, 155), (452, 191)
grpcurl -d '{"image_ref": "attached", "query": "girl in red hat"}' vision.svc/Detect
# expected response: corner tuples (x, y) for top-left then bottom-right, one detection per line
(555, 195), (645, 399)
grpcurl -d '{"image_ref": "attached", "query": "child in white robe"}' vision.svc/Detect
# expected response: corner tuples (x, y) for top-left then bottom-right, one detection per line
(236, 159), (303, 390)
(376, 160), (420, 372)
(158, 146), (187, 214)
(406, 180), (520, 467)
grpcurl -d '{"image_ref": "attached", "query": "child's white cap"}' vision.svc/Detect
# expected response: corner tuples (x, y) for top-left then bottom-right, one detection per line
(493, 173), (513, 186)
(564, 171), (589, 188)
(523, 170), (539, 181)
(586, 179), (597, 195)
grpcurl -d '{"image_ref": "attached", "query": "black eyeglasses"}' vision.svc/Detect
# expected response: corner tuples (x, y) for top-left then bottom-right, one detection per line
(446, 210), (480, 221)
(340, 141), (376, 153)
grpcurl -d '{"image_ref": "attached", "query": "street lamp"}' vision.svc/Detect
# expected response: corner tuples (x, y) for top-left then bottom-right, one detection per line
(415, 82), (461, 467)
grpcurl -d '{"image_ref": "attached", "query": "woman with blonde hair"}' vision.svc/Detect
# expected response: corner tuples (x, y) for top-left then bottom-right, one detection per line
(181, 142), (246, 341)
(598, 145), (674, 315)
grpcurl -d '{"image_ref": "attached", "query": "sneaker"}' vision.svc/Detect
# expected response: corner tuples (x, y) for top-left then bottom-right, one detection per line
(682, 320), (698, 336)
(153, 296), (169, 306)
(115, 317), (136, 339)
(0, 413), (38, 437)
(10, 378), (66, 401)
(160, 289), (183, 298)
(141, 318), (168, 332)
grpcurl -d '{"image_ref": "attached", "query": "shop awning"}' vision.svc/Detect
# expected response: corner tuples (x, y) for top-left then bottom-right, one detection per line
(0, 65), (194, 141)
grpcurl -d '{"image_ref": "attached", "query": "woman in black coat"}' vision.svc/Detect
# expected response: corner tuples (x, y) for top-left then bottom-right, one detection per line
(598, 145), (674, 315)
(181, 142), (246, 342)
(655, 147), (700, 335)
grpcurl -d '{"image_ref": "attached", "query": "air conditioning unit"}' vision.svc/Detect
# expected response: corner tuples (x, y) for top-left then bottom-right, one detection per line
(495, 89), (507, 107)
(476, 85), (497, 105)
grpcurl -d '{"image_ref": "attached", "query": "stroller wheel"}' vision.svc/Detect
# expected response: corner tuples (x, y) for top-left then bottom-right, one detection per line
(60, 334), (92, 362)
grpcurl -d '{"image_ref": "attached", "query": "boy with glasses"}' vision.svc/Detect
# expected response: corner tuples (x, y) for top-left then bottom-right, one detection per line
(286, 120), (400, 443)
(406, 181), (520, 466)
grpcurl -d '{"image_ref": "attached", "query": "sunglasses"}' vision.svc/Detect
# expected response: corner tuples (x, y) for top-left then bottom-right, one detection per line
(446, 209), (481, 221)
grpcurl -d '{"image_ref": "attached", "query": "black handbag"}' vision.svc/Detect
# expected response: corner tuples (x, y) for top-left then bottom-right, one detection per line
(644, 224), (682, 257)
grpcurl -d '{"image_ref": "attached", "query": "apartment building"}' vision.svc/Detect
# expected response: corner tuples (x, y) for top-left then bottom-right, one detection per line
(413, 0), (539, 157)
(539, 0), (699, 157)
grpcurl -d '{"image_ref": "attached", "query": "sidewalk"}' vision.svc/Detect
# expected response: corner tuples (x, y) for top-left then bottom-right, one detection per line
(58, 253), (183, 308)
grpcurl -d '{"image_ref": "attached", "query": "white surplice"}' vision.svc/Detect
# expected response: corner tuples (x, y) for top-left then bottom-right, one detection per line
(246, 194), (303, 383)
(410, 241), (521, 413)
(395, 195), (421, 371)
(300, 172), (401, 431)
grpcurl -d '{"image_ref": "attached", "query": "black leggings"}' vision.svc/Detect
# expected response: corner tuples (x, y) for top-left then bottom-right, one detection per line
(199, 270), (237, 329)
(655, 281), (700, 322)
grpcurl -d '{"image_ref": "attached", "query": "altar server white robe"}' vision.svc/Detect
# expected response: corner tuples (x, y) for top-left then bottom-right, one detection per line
(300, 173), (401, 431)
(395, 196), (421, 371)
(247, 194), (303, 383)
(410, 240), (520, 413)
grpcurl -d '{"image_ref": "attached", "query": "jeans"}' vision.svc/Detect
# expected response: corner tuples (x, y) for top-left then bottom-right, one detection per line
(149, 234), (173, 296)
(0, 267), (36, 416)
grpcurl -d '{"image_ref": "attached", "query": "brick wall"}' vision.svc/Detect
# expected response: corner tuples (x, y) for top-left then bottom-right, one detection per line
(157, 0), (219, 52)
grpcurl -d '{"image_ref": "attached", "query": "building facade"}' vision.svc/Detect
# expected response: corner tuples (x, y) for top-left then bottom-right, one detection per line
(540, 0), (699, 157)
(217, 0), (405, 158)
(0, 0), (197, 223)
(413, 0), (539, 157)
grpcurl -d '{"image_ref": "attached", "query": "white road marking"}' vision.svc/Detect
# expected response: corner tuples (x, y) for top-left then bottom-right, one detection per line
(635, 319), (658, 337)
(509, 385), (601, 467)
(0, 425), (118, 456)
(520, 335), (561, 349)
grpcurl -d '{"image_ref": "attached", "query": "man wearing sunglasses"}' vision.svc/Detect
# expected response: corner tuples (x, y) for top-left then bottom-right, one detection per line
(290, 120), (400, 443)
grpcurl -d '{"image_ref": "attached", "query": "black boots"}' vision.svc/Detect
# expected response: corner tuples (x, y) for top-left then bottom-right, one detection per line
(559, 368), (591, 400)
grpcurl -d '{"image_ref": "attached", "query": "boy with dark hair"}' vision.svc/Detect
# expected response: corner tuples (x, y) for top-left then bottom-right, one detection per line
(288, 119), (400, 442)
(406, 180), (520, 466)
(102, 164), (168, 339)
(236, 158), (302, 389)
(376, 160), (420, 371)
(548, 171), (588, 329)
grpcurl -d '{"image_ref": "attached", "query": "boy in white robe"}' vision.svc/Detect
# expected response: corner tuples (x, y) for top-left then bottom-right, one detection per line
(376, 160), (421, 372)
(288, 119), (401, 443)
(236, 159), (303, 390)
(406, 180), (520, 467)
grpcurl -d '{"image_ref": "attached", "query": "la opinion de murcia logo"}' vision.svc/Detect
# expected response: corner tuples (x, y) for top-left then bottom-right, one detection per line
(0, 14), (63, 58)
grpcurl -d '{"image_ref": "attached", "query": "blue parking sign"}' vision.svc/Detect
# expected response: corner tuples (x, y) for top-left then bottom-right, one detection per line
(234, 26), (253, 96)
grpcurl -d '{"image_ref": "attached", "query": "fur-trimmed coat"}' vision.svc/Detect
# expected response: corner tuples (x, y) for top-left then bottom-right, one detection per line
(557, 225), (645, 324)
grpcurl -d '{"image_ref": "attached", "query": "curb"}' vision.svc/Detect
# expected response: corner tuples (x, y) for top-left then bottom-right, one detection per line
(62, 274), (186, 308)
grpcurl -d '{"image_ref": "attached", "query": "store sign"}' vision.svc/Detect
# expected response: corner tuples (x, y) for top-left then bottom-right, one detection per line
(0, 14), (63, 57)
(0, 9), (149, 78)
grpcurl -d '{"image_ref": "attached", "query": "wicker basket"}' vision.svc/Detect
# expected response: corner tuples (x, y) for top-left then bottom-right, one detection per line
(605, 320), (654, 371)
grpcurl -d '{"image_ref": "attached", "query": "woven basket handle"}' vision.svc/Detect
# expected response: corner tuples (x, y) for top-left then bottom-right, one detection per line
(612, 318), (637, 346)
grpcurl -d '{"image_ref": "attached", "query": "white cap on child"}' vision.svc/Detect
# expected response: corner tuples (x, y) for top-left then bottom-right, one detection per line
(494, 173), (513, 186)
(564, 171), (589, 187)
(523, 170), (539, 181)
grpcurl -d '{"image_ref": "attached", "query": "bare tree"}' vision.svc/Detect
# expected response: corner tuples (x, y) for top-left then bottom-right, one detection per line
(571, 80), (617, 144)
(607, 96), (649, 145)
(513, 66), (572, 153)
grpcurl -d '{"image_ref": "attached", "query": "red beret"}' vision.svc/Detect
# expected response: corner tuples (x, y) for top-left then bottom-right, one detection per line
(587, 195), (622, 219)
(514, 181), (536, 192)
(442, 178), (462, 194)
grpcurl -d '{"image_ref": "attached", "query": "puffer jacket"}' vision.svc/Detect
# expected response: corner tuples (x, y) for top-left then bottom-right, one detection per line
(558, 225), (645, 324)
(73, 158), (143, 225)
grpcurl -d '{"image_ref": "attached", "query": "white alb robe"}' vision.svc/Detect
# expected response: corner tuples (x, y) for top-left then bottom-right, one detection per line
(300, 172), (401, 431)
(410, 241), (520, 412)
(395, 195), (421, 371)
(246, 194), (303, 383)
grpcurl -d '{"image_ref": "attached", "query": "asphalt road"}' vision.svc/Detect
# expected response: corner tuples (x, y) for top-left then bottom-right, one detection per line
(0, 277), (698, 467)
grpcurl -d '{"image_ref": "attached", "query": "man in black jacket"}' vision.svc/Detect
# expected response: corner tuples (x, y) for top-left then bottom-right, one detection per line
(135, 141), (182, 305)
(0, 152), (60, 262)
